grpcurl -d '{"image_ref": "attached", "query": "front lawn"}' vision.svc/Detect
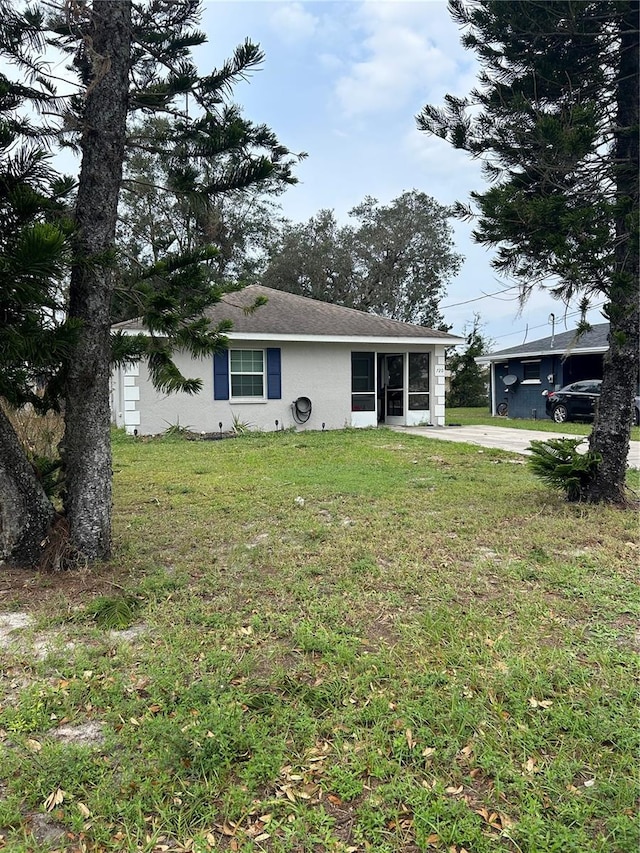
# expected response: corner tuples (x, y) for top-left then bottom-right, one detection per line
(1, 428), (638, 852)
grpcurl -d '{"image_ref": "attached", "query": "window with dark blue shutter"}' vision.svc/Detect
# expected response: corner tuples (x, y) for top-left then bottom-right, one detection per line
(213, 350), (229, 400)
(266, 348), (281, 399)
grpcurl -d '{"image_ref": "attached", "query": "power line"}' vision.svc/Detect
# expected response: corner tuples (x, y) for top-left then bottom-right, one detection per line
(441, 283), (521, 309)
(489, 302), (606, 343)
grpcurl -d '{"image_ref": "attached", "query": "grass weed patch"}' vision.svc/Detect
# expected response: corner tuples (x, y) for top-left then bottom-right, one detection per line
(0, 428), (637, 852)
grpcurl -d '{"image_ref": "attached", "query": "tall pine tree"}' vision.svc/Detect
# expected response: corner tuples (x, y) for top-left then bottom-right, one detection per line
(113, 116), (288, 324)
(418, 0), (639, 503)
(0, 0), (300, 564)
(0, 1), (80, 563)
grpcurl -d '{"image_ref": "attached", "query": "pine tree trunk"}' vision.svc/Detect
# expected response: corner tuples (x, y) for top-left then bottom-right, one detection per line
(0, 407), (56, 566)
(62, 0), (131, 560)
(587, 1), (639, 503)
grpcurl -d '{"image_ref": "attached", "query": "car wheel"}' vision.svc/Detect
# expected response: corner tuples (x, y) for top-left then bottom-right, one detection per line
(497, 402), (508, 417)
(635, 408), (640, 427)
(552, 404), (569, 424)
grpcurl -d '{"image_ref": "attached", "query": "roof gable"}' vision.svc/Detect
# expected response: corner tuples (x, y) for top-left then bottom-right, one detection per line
(113, 284), (462, 343)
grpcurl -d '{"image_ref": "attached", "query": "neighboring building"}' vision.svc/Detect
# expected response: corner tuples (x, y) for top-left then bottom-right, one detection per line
(476, 323), (610, 419)
(111, 285), (463, 435)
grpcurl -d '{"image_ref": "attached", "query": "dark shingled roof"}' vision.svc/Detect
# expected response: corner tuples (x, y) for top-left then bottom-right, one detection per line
(482, 323), (610, 360)
(113, 284), (461, 342)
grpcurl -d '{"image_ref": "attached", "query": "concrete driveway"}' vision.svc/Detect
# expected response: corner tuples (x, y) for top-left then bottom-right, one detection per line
(389, 425), (640, 470)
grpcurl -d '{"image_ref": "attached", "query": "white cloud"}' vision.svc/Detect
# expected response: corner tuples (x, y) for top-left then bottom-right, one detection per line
(334, 1), (469, 118)
(402, 127), (483, 203)
(269, 2), (319, 45)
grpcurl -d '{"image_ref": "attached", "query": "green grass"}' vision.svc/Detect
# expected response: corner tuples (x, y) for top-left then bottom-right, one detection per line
(1, 427), (638, 852)
(446, 406), (640, 440)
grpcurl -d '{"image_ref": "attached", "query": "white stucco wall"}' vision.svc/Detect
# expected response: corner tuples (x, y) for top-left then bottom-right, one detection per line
(111, 340), (450, 435)
(115, 341), (352, 435)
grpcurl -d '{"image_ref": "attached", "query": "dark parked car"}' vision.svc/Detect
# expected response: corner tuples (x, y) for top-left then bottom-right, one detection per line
(543, 380), (602, 423)
(543, 380), (640, 425)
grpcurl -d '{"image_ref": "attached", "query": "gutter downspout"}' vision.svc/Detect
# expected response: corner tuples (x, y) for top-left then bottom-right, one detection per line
(490, 362), (497, 416)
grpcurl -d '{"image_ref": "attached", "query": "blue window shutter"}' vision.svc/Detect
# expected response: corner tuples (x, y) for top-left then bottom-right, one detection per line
(213, 350), (229, 400)
(266, 348), (281, 399)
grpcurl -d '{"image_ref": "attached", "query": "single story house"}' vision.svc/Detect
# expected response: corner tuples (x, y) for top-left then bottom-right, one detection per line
(476, 323), (610, 419)
(110, 285), (463, 435)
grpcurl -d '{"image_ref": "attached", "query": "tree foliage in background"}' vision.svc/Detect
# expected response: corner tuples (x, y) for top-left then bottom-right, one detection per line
(114, 116), (287, 323)
(0, 0), (299, 566)
(262, 208), (354, 305)
(446, 314), (490, 408)
(262, 191), (463, 327)
(418, 0), (639, 503)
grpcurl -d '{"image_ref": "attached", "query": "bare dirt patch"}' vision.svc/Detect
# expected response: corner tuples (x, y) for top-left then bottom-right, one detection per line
(50, 721), (105, 746)
(109, 624), (148, 643)
(0, 563), (134, 614)
(0, 612), (83, 662)
(245, 532), (270, 549)
(2, 668), (34, 704)
(0, 612), (33, 647)
(362, 613), (398, 648)
(318, 794), (358, 846)
(25, 812), (68, 846)
(32, 633), (77, 661)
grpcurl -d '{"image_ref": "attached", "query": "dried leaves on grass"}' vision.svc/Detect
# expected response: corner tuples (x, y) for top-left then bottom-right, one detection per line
(0, 429), (638, 853)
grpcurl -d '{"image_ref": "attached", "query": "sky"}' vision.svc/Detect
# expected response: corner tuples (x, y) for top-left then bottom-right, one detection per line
(193, 0), (605, 350)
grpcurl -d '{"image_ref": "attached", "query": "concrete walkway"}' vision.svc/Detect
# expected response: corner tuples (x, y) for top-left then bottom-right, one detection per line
(389, 424), (640, 470)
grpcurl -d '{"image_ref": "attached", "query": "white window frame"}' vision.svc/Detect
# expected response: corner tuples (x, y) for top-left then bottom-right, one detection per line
(521, 359), (542, 384)
(229, 349), (266, 400)
(407, 351), (430, 411)
(351, 351), (376, 413)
